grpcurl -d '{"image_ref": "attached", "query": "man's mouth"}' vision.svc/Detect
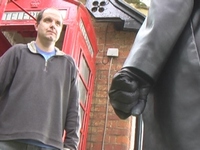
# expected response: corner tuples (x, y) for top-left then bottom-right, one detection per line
(47, 30), (56, 35)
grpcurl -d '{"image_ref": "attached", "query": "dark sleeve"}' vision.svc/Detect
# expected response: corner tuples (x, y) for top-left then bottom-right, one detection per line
(0, 45), (19, 97)
(64, 63), (81, 150)
(123, 0), (194, 81)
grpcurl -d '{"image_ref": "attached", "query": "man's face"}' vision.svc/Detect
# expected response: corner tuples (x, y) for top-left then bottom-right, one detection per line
(35, 8), (63, 43)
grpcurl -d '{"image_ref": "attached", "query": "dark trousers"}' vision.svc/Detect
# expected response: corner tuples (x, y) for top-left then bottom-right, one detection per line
(0, 141), (58, 150)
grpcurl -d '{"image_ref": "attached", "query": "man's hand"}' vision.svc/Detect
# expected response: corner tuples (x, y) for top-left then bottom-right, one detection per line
(109, 68), (151, 119)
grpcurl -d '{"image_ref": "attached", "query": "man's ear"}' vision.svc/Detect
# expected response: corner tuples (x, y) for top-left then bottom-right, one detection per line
(34, 23), (38, 31)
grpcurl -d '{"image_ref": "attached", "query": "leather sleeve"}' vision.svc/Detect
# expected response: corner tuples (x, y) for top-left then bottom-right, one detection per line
(123, 0), (194, 81)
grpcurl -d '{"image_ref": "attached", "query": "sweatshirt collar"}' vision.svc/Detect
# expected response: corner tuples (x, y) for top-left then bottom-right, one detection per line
(27, 41), (66, 56)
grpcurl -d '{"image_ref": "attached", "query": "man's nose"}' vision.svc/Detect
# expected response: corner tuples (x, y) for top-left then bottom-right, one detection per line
(50, 21), (56, 29)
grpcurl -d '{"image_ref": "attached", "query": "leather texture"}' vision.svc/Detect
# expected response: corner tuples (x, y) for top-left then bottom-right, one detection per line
(109, 68), (150, 119)
(123, 0), (200, 149)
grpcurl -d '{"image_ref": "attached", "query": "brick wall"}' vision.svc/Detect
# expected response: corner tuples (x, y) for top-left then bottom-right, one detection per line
(86, 19), (137, 150)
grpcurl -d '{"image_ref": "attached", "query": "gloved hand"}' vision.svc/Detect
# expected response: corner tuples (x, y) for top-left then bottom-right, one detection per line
(109, 68), (151, 119)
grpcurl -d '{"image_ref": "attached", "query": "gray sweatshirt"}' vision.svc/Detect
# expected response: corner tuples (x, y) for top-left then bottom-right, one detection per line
(0, 41), (80, 150)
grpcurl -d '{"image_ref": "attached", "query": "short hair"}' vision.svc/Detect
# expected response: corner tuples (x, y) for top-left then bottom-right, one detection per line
(36, 8), (47, 24)
(36, 8), (63, 24)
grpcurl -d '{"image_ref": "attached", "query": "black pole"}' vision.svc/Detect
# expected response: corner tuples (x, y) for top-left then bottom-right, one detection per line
(134, 114), (143, 150)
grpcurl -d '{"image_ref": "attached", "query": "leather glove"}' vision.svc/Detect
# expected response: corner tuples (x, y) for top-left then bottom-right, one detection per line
(109, 68), (151, 119)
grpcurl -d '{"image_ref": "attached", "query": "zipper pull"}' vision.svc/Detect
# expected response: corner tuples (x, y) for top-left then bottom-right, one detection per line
(44, 61), (48, 72)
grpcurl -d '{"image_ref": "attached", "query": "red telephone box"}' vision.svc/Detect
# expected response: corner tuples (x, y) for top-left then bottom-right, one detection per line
(0, 0), (98, 149)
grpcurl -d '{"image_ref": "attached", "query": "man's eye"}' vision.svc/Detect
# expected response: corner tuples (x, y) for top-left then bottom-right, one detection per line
(45, 18), (52, 22)
(56, 21), (61, 26)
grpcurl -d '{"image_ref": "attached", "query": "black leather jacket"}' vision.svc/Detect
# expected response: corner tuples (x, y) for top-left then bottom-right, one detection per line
(124, 0), (200, 149)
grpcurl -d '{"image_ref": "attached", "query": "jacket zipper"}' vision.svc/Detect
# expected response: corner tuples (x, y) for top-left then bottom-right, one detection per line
(44, 61), (48, 72)
(43, 57), (55, 72)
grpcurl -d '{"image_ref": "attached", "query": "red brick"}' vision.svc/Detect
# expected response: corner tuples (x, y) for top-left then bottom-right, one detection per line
(116, 136), (130, 145)
(87, 21), (136, 150)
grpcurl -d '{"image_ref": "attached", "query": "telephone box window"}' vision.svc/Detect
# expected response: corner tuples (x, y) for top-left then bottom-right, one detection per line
(80, 56), (90, 84)
(80, 107), (84, 125)
(78, 77), (87, 105)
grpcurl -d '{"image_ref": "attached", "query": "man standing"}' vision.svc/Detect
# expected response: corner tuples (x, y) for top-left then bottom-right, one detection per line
(109, 0), (200, 150)
(0, 8), (80, 150)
